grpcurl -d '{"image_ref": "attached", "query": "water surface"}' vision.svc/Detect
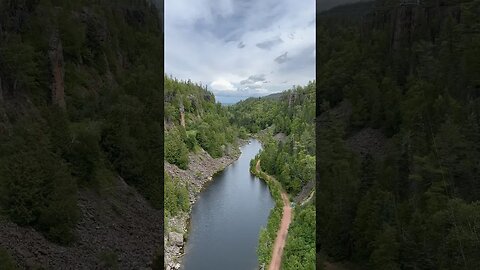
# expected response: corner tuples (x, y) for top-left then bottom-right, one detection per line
(183, 139), (274, 270)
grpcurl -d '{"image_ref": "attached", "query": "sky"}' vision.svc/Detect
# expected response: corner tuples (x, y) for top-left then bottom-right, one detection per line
(165, 0), (315, 104)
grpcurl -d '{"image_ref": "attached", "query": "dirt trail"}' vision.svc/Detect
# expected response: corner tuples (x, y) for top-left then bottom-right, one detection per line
(255, 160), (292, 270)
(268, 191), (292, 270)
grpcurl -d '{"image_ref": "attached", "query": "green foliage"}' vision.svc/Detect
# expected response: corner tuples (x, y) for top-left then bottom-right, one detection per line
(164, 172), (190, 217)
(232, 83), (316, 196)
(0, 35), (40, 93)
(253, 165), (283, 266)
(282, 203), (316, 270)
(0, 0), (164, 246)
(164, 128), (189, 169)
(164, 76), (239, 159)
(0, 120), (79, 245)
(259, 140), (315, 195)
(318, 1), (480, 268)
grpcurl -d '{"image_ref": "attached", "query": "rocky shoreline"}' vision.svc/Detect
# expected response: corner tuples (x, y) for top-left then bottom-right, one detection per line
(164, 139), (248, 270)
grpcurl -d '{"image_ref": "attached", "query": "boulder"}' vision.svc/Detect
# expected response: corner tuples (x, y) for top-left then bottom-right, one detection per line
(168, 232), (184, 247)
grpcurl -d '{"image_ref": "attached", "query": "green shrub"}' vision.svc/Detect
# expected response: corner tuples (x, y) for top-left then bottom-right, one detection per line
(164, 172), (190, 216)
(164, 129), (189, 169)
(0, 119), (79, 245)
(0, 148), (79, 244)
(282, 203), (316, 270)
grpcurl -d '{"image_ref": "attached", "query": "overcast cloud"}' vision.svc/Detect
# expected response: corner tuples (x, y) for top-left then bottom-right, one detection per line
(165, 0), (315, 103)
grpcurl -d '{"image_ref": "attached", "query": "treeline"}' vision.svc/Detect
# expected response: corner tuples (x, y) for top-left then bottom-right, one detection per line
(318, 1), (480, 269)
(0, 0), (162, 244)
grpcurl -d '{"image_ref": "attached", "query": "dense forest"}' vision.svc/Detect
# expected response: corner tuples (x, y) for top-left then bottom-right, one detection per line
(231, 83), (316, 269)
(232, 84), (315, 196)
(0, 0), (163, 266)
(318, 0), (480, 269)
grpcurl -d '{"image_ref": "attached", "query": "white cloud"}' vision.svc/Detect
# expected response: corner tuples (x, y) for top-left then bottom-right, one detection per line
(210, 79), (236, 91)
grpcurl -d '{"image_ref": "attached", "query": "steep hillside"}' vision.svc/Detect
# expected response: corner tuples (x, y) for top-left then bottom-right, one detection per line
(0, 0), (163, 268)
(164, 76), (244, 166)
(318, 0), (480, 269)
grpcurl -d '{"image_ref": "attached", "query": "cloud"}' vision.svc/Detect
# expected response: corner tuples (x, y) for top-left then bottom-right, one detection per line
(240, 74), (266, 85)
(165, 0), (315, 103)
(256, 37), (283, 50)
(274, 52), (289, 64)
(210, 79), (236, 91)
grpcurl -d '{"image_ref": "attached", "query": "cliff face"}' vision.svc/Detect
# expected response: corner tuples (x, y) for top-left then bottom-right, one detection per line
(369, 0), (463, 50)
(49, 30), (66, 109)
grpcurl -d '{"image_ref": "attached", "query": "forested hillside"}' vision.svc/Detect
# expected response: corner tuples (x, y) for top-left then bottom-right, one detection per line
(163, 76), (244, 214)
(0, 0), (163, 268)
(231, 83), (316, 269)
(233, 84), (315, 196)
(164, 77), (244, 167)
(318, 0), (480, 269)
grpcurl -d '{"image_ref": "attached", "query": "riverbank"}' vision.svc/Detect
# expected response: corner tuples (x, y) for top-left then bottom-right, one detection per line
(251, 158), (289, 270)
(164, 139), (248, 270)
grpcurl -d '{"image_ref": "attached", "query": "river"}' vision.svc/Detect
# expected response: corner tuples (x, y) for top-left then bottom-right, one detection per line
(182, 139), (274, 270)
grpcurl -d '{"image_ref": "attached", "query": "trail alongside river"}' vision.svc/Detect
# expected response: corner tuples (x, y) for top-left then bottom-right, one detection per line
(268, 191), (291, 270)
(255, 160), (292, 270)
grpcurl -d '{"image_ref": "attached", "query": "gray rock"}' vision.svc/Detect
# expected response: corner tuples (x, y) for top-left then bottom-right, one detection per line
(169, 232), (184, 247)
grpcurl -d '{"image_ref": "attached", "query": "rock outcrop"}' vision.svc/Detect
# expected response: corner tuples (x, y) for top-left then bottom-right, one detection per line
(48, 30), (66, 109)
(168, 232), (184, 247)
(179, 101), (185, 128)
